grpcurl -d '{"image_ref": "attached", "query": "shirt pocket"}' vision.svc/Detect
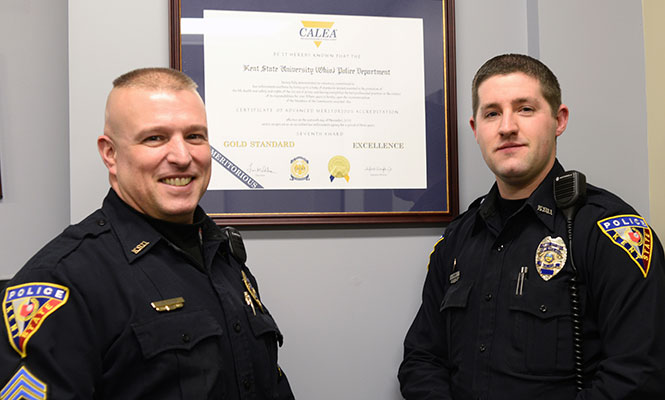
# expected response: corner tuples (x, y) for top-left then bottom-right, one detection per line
(244, 306), (288, 397)
(440, 280), (474, 362)
(132, 309), (224, 399)
(509, 278), (573, 374)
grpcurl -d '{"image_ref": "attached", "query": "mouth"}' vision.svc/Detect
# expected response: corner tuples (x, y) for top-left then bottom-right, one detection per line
(160, 177), (193, 187)
(496, 142), (524, 152)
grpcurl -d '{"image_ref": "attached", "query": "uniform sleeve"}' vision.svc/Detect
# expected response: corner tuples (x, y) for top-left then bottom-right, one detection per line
(577, 215), (665, 400)
(0, 267), (101, 399)
(398, 239), (454, 400)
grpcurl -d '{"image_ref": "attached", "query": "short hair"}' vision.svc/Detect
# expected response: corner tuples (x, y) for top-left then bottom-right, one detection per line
(471, 54), (561, 117)
(112, 67), (198, 91)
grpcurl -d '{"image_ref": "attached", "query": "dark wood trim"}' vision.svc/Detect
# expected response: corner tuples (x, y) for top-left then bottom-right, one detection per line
(446, 0), (459, 218)
(210, 211), (452, 227)
(169, 0), (181, 70)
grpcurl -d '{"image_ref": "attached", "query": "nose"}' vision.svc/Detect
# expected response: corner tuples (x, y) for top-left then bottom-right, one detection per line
(166, 135), (193, 167)
(498, 112), (518, 136)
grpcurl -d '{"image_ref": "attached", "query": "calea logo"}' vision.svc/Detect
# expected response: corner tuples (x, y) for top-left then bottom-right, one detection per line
(300, 21), (337, 48)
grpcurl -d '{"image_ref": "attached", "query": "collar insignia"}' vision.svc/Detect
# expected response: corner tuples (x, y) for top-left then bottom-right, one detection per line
(535, 236), (567, 281)
(131, 240), (150, 254)
(537, 205), (553, 215)
(3, 283), (69, 357)
(597, 215), (653, 278)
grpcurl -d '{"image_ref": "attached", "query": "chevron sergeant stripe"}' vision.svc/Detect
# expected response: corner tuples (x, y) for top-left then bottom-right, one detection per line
(0, 366), (47, 400)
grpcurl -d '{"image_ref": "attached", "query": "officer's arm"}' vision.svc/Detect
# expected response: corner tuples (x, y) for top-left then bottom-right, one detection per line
(0, 268), (99, 399)
(577, 219), (665, 399)
(398, 241), (454, 400)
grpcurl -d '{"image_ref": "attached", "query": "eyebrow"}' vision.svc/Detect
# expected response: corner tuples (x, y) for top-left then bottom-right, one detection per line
(137, 124), (209, 137)
(479, 96), (541, 112)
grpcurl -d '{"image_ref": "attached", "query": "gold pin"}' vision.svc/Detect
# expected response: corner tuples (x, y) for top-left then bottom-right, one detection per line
(150, 297), (185, 312)
(244, 291), (256, 315)
(131, 241), (150, 255)
(241, 270), (264, 313)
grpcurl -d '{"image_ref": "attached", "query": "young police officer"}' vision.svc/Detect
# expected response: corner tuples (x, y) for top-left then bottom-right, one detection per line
(0, 68), (294, 399)
(399, 54), (665, 399)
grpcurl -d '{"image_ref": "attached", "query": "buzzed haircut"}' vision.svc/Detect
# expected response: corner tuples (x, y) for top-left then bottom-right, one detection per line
(471, 54), (562, 117)
(112, 67), (198, 91)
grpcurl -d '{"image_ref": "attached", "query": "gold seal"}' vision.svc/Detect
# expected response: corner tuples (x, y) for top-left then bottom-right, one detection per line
(328, 155), (350, 182)
(535, 236), (567, 281)
(290, 156), (310, 181)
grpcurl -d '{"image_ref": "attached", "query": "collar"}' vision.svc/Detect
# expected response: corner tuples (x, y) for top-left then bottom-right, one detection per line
(475, 160), (565, 233)
(101, 189), (221, 264)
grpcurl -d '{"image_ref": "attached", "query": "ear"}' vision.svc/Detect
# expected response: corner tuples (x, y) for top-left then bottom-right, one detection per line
(469, 117), (478, 142)
(555, 104), (569, 138)
(97, 135), (117, 175)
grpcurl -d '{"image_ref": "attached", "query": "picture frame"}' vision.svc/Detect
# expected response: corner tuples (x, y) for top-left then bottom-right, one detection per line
(169, 0), (458, 225)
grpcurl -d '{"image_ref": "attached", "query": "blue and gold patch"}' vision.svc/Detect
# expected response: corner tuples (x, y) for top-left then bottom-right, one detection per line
(0, 365), (47, 400)
(597, 214), (653, 278)
(3, 283), (69, 357)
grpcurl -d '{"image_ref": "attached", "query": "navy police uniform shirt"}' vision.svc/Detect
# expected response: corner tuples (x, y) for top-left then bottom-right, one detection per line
(398, 160), (665, 399)
(0, 189), (294, 400)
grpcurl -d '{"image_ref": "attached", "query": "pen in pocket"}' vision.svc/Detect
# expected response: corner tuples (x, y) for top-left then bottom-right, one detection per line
(515, 266), (528, 296)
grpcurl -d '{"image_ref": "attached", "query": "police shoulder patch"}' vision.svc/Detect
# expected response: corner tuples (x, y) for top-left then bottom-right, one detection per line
(426, 235), (445, 271)
(0, 365), (47, 400)
(597, 214), (653, 278)
(3, 283), (69, 357)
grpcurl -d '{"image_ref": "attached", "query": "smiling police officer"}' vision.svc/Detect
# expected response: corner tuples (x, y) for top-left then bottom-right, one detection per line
(0, 68), (294, 399)
(398, 54), (665, 399)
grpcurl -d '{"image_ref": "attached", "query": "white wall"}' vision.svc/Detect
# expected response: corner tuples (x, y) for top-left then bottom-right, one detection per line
(68, 0), (170, 221)
(643, 0), (665, 234)
(539, 1), (650, 217)
(0, 0), (70, 273)
(1, 1), (652, 399)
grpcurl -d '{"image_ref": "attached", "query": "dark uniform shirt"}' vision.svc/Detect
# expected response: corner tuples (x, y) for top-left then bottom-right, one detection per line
(398, 160), (665, 399)
(0, 189), (295, 400)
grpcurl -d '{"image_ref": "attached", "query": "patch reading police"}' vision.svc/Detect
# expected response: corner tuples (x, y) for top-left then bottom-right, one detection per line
(535, 236), (567, 281)
(597, 215), (653, 278)
(0, 365), (47, 400)
(3, 283), (69, 357)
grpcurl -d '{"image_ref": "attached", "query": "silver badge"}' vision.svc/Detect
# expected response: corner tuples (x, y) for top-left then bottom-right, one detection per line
(535, 236), (567, 281)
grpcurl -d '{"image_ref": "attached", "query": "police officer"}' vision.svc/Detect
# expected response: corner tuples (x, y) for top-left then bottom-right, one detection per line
(398, 54), (665, 399)
(0, 68), (294, 399)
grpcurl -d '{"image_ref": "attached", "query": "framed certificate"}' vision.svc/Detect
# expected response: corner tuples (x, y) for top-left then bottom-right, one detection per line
(169, 0), (458, 225)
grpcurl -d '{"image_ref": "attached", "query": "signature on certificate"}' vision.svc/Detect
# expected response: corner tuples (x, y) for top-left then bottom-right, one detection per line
(248, 163), (276, 175)
(365, 166), (393, 176)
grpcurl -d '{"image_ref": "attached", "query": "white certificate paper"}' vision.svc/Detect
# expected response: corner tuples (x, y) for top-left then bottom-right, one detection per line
(202, 10), (426, 190)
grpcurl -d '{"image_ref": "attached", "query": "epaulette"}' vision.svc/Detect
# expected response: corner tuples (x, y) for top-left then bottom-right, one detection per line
(19, 211), (111, 272)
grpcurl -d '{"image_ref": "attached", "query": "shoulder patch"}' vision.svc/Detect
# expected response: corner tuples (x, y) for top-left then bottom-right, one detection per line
(3, 283), (69, 357)
(426, 235), (445, 270)
(0, 365), (47, 400)
(597, 215), (653, 278)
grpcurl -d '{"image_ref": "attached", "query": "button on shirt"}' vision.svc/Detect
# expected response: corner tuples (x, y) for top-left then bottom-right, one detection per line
(0, 189), (294, 400)
(398, 160), (665, 400)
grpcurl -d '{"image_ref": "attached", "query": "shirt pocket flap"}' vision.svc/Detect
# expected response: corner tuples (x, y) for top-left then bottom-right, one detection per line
(132, 309), (223, 359)
(247, 309), (284, 346)
(440, 281), (473, 311)
(509, 280), (570, 320)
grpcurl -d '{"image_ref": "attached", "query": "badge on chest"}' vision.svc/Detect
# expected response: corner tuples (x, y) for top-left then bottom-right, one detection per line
(535, 236), (568, 281)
